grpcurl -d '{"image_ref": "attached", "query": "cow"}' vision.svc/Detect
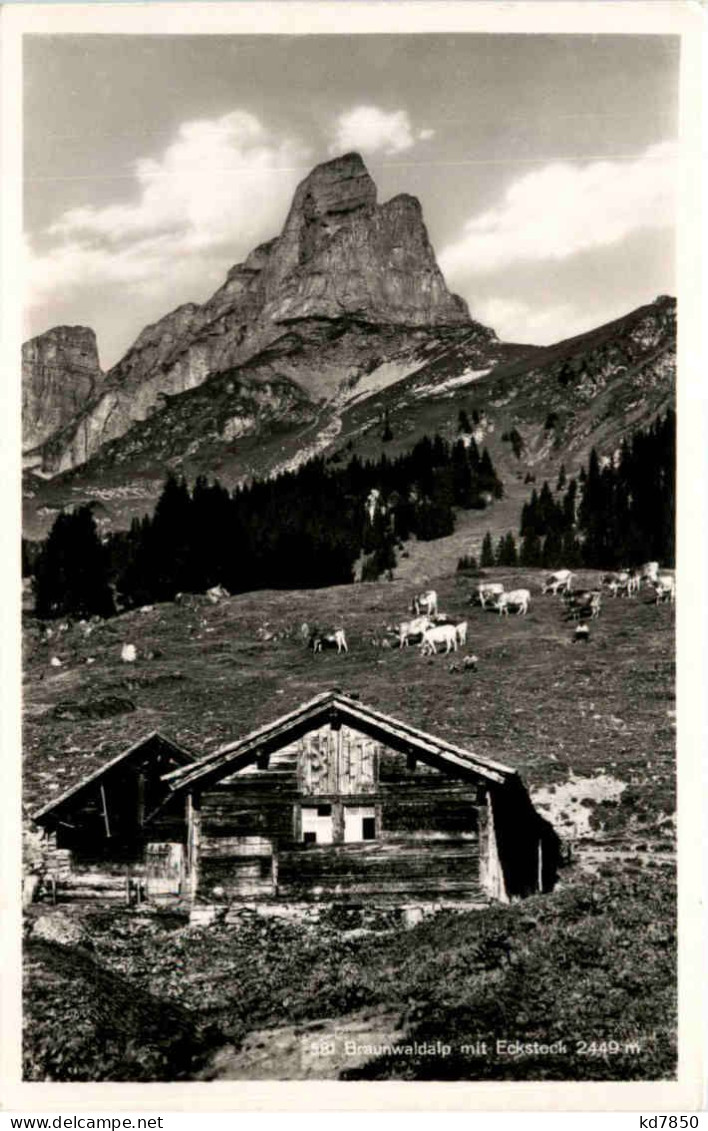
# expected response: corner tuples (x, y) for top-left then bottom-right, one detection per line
(412, 589), (438, 617)
(641, 561), (660, 584)
(602, 570), (631, 597)
(398, 616), (432, 648)
(653, 574), (675, 604)
(496, 589), (531, 616)
(563, 589), (602, 620)
(542, 569), (574, 596)
(627, 570), (642, 597)
(420, 624), (458, 655)
(455, 621), (469, 647)
(311, 629), (348, 653)
(475, 582), (504, 609)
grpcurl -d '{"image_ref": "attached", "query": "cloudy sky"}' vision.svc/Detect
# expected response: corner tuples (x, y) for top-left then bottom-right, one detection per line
(24, 34), (679, 369)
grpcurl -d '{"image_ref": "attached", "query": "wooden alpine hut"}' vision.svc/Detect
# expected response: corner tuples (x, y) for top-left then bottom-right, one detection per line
(33, 691), (560, 908)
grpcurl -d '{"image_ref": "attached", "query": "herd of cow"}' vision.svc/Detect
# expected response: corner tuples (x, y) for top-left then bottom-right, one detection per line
(307, 561), (674, 659)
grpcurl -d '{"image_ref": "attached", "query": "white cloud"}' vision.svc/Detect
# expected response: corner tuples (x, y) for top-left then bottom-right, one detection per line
(330, 106), (433, 156)
(27, 110), (311, 323)
(471, 297), (582, 346)
(439, 141), (678, 284)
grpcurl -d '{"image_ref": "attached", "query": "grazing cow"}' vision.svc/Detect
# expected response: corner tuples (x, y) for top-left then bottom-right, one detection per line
(575, 625), (590, 644)
(564, 589), (602, 620)
(420, 624), (458, 655)
(475, 582), (504, 609)
(413, 589), (438, 617)
(496, 589), (531, 616)
(627, 570), (642, 597)
(641, 561), (660, 584)
(455, 621), (469, 647)
(311, 628), (348, 653)
(653, 574), (675, 604)
(602, 570), (631, 597)
(398, 616), (432, 648)
(542, 569), (574, 596)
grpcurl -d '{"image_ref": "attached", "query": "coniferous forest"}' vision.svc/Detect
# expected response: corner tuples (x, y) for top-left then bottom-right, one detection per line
(486, 409), (675, 572)
(31, 434), (503, 618)
(28, 411), (675, 621)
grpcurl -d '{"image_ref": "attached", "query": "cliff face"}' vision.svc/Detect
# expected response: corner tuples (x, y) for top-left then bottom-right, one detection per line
(106, 153), (471, 395)
(22, 326), (102, 453)
(28, 153), (478, 474)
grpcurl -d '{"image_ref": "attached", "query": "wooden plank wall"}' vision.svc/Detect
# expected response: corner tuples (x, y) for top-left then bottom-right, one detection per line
(194, 727), (483, 901)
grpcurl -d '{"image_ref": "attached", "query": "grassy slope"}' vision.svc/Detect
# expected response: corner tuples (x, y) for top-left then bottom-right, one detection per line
(24, 568), (675, 835)
(23, 568), (676, 1082)
(23, 937), (209, 1081)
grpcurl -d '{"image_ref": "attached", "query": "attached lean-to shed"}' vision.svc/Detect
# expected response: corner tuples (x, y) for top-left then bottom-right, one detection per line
(32, 732), (196, 900)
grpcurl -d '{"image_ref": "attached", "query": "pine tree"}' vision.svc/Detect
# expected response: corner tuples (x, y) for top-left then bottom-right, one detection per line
(34, 506), (115, 620)
(451, 440), (474, 507)
(458, 409), (472, 433)
(556, 463), (567, 492)
(562, 478), (578, 532)
(519, 531), (542, 568)
(561, 530), (583, 568)
(151, 473), (196, 598)
(480, 531), (495, 567)
(497, 532), (518, 566)
(22, 538), (40, 578)
(541, 529), (563, 568)
(509, 428), (524, 459)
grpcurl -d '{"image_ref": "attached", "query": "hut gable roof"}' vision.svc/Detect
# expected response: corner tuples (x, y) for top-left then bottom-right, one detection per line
(162, 690), (517, 793)
(32, 732), (196, 826)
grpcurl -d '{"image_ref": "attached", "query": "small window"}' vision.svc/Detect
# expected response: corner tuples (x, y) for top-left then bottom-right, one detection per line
(303, 831), (317, 845)
(317, 803), (332, 817)
(362, 817), (376, 841)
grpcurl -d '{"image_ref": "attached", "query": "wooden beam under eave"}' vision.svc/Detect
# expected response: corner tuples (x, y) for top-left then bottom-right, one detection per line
(334, 705), (508, 784)
(100, 783), (111, 839)
(168, 714), (331, 793)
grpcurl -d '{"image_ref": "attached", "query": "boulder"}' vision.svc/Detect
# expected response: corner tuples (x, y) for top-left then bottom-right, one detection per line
(31, 911), (91, 950)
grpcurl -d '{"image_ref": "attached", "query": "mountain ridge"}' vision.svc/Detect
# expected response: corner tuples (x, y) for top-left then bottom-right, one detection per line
(25, 152), (479, 476)
(23, 295), (675, 543)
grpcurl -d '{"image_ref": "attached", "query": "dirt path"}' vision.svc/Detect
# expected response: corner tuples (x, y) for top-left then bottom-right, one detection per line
(198, 1005), (407, 1080)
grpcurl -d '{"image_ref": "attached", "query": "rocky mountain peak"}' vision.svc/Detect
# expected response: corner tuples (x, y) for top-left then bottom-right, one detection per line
(24, 153), (476, 474)
(292, 151), (377, 219)
(22, 325), (102, 454)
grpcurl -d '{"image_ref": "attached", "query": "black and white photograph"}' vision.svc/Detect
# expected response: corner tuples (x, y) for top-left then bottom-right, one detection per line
(3, 0), (705, 1108)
